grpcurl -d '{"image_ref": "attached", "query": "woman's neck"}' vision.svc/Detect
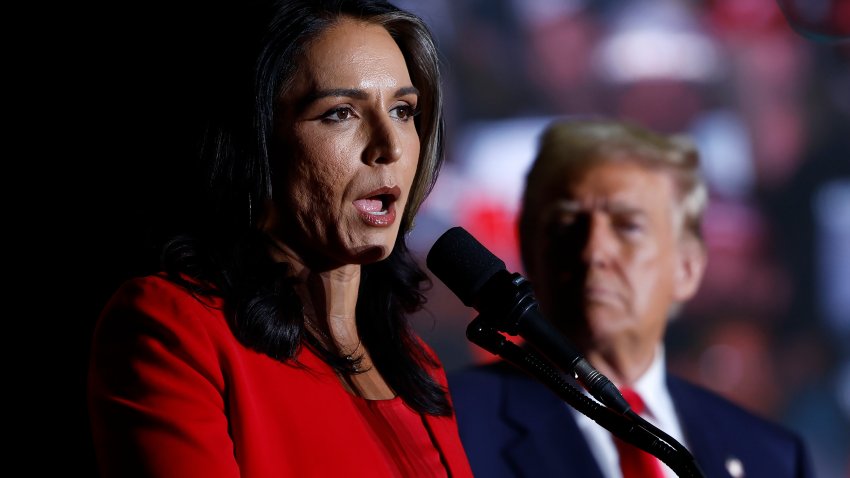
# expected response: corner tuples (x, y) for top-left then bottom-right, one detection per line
(300, 265), (362, 342)
(264, 235), (395, 400)
(266, 239), (361, 341)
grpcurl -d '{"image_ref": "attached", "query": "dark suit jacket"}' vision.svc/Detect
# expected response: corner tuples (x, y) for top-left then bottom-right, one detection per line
(448, 360), (814, 478)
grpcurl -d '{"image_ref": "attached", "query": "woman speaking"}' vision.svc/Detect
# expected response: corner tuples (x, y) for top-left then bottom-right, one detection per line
(87, 1), (473, 476)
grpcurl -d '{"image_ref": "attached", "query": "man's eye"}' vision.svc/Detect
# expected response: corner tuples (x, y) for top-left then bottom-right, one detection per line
(322, 107), (355, 122)
(616, 220), (643, 235)
(547, 217), (578, 238)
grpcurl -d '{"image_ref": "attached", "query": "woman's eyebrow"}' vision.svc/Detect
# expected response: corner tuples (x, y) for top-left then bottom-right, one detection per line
(394, 86), (419, 98)
(308, 86), (419, 102)
(291, 88), (364, 114)
(307, 87), (369, 102)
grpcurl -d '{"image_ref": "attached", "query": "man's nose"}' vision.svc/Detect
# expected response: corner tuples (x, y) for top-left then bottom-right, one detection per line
(580, 213), (615, 267)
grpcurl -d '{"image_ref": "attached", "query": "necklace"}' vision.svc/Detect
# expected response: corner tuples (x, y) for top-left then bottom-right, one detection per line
(303, 319), (366, 371)
(342, 339), (363, 364)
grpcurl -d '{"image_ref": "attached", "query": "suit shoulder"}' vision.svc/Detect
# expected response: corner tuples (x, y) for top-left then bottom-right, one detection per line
(94, 274), (229, 347)
(669, 375), (814, 476)
(669, 375), (804, 443)
(102, 274), (223, 318)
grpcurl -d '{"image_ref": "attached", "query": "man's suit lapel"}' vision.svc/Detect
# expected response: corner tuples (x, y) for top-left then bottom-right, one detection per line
(667, 376), (732, 477)
(501, 371), (605, 478)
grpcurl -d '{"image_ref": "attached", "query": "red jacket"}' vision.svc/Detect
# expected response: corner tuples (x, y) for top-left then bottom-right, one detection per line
(88, 274), (474, 477)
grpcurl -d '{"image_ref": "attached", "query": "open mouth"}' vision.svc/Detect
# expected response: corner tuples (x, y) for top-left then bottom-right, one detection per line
(353, 186), (401, 226)
(354, 194), (394, 216)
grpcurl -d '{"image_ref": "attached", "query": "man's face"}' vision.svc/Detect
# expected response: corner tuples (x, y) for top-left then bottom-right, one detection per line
(524, 160), (702, 356)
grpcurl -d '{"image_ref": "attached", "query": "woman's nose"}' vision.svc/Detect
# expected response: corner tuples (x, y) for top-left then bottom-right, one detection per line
(364, 114), (403, 165)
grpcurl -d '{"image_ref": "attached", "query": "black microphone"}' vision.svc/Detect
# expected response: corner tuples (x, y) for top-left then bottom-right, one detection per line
(426, 226), (630, 414)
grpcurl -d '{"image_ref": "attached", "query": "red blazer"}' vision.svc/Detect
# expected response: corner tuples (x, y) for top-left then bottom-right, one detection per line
(88, 274), (474, 477)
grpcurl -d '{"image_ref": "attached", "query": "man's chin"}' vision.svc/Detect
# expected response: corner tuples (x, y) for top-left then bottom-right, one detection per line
(557, 306), (629, 338)
(551, 301), (625, 328)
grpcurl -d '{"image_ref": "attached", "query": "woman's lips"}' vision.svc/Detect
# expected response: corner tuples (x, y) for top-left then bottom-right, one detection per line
(353, 186), (401, 227)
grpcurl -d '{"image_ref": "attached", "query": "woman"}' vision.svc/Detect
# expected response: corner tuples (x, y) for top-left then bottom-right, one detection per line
(87, 1), (473, 476)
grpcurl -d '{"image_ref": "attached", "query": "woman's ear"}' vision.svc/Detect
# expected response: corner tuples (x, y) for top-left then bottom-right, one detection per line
(673, 236), (707, 302)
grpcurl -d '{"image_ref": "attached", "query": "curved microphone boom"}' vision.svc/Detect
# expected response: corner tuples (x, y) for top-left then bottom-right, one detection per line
(426, 226), (630, 414)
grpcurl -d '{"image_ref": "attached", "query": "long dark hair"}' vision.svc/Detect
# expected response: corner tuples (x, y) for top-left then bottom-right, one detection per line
(161, 0), (449, 415)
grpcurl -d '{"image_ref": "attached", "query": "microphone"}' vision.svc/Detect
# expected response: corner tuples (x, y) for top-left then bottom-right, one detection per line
(426, 226), (630, 414)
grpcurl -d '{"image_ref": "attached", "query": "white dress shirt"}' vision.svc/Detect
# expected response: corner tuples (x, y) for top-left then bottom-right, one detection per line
(571, 347), (688, 478)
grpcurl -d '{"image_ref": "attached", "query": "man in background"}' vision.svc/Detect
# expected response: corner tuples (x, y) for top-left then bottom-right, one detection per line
(448, 118), (814, 478)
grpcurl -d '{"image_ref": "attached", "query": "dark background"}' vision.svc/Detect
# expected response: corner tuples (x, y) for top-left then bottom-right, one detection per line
(35, 1), (848, 476)
(37, 2), (207, 475)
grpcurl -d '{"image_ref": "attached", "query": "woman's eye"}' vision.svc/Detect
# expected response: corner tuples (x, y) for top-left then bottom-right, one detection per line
(390, 104), (419, 121)
(321, 107), (355, 122)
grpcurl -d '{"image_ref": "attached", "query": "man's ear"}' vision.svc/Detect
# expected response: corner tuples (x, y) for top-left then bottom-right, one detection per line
(673, 236), (707, 302)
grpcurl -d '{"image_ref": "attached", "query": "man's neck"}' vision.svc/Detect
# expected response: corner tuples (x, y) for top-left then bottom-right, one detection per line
(584, 343), (658, 387)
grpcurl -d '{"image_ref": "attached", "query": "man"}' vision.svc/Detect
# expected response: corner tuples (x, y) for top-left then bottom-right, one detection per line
(447, 119), (814, 478)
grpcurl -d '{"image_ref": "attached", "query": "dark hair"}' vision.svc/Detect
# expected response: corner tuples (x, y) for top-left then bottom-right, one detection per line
(161, 0), (449, 415)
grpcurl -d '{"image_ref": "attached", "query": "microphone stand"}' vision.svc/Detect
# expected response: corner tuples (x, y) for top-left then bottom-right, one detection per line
(466, 316), (706, 478)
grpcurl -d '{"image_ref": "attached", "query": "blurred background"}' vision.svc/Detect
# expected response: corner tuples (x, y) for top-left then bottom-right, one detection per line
(51, 0), (848, 476)
(390, 1), (850, 477)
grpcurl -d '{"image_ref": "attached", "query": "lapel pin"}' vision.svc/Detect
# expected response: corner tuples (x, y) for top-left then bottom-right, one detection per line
(725, 456), (745, 477)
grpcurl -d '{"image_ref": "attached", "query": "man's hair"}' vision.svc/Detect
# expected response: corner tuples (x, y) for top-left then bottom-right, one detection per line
(519, 118), (708, 268)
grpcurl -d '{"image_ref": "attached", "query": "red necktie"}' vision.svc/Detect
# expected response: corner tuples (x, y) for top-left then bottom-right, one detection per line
(613, 388), (665, 478)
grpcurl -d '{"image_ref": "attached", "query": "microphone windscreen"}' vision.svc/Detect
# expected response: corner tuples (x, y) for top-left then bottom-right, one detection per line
(426, 227), (506, 307)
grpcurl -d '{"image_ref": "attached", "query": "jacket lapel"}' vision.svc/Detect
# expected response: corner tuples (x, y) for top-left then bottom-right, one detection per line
(667, 376), (731, 477)
(501, 371), (605, 478)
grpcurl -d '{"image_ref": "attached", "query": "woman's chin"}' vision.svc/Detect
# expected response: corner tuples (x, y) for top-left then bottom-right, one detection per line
(347, 226), (402, 262)
(351, 244), (392, 264)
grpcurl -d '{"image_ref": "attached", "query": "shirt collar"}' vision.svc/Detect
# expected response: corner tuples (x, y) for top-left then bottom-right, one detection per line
(630, 345), (678, 430)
